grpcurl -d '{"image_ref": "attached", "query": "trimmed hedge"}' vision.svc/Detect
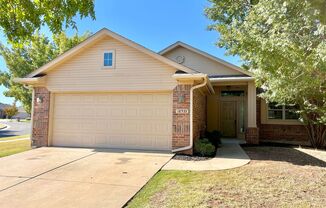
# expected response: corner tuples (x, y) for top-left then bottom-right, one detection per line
(194, 138), (216, 157)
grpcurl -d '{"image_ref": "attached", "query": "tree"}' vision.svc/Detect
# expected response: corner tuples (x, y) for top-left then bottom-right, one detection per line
(0, 31), (91, 114)
(4, 103), (18, 119)
(205, 0), (326, 148)
(0, 0), (95, 44)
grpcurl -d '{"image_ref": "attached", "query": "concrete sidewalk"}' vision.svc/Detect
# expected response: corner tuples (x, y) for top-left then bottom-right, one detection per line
(163, 140), (250, 171)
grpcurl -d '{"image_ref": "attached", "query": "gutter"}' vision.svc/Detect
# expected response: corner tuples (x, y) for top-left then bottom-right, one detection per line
(209, 77), (254, 83)
(172, 75), (209, 153)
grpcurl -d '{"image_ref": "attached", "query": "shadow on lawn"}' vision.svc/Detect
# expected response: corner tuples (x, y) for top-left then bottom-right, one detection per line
(242, 145), (326, 168)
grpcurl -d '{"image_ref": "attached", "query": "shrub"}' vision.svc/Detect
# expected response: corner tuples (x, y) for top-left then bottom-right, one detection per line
(194, 138), (216, 157)
(205, 131), (222, 147)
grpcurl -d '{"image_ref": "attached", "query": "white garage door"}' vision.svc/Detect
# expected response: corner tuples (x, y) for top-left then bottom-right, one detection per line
(51, 93), (172, 150)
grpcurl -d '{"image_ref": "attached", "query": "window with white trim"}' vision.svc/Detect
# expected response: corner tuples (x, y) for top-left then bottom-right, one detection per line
(103, 50), (115, 68)
(268, 103), (300, 120)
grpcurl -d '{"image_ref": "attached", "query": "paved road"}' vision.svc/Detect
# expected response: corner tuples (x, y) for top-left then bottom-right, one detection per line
(0, 120), (31, 138)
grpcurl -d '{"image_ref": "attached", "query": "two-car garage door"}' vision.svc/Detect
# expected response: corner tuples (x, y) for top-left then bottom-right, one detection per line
(51, 93), (172, 150)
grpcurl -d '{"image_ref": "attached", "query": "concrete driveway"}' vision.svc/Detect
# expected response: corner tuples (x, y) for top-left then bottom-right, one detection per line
(0, 147), (173, 208)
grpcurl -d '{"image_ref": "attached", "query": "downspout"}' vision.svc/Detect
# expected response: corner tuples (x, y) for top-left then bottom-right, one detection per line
(172, 75), (208, 153)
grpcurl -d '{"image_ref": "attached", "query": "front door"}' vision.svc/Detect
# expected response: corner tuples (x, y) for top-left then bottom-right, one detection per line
(220, 101), (237, 137)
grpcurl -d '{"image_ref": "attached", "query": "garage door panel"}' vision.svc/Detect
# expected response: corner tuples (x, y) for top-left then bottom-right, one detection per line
(52, 93), (172, 150)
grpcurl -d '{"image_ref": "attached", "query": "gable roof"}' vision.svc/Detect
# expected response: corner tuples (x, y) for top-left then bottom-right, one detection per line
(26, 28), (198, 78)
(0, 103), (10, 110)
(159, 41), (252, 77)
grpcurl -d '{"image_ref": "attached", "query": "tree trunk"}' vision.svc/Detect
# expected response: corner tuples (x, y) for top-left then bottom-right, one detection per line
(304, 122), (326, 149)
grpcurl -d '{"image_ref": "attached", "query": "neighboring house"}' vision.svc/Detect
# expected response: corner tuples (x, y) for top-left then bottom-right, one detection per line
(0, 103), (11, 119)
(15, 28), (308, 154)
(12, 106), (30, 119)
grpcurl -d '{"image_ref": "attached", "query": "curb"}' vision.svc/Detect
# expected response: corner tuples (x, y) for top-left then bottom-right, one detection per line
(0, 124), (8, 130)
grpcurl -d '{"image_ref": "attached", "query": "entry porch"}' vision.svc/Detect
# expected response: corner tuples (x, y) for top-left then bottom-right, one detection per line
(205, 77), (258, 143)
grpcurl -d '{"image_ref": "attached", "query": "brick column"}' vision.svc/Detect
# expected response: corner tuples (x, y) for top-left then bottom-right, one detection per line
(32, 87), (50, 147)
(245, 127), (259, 144)
(172, 84), (192, 155)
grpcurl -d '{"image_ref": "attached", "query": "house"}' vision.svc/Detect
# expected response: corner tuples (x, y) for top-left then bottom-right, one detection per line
(12, 106), (30, 120)
(15, 28), (308, 154)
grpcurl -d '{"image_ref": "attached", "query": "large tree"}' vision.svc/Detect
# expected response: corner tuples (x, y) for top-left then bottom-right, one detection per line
(0, 0), (95, 44)
(206, 0), (326, 148)
(0, 32), (91, 114)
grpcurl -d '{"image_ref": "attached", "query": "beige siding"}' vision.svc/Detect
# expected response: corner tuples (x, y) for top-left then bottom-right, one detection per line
(163, 46), (242, 76)
(193, 88), (207, 141)
(45, 36), (178, 92)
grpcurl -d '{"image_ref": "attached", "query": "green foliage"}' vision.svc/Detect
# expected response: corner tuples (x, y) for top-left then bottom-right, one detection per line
(194, 138), (216, 157)
(4, 104), (18, 118)
(206, 0), (326, 148)
(0, 32), (91, 114)
(0, 0), (95, 44)
(206, 130), (222, 147)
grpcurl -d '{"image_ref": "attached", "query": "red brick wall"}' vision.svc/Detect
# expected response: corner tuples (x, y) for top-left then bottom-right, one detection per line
(32, 87), (50, 147)
(257, 98), (310, 145)
(193, 88), (206, 143)
(172, 84), (192, 154)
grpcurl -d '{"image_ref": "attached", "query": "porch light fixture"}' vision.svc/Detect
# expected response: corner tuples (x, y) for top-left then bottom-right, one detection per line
(178, 95), (185, 103)
(36, 96), (43, 104)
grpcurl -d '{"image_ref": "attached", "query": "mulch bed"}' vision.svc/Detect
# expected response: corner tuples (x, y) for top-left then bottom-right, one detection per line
(173, 154), (213, 161)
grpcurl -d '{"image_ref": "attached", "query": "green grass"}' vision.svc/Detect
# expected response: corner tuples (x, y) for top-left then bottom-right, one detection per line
(127, 147), (326, 208)
(0, 134), (30, 141)
(19, 119), (31, 123)
(0, 123), (6, 129)
(0, 139), (31, 158)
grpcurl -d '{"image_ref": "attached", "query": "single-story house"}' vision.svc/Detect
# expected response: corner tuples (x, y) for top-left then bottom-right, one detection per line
(12, 106), (30, 120)
(15, 28), (308, 154)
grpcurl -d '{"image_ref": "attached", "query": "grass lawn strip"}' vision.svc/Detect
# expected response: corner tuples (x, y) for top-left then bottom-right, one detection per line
(0, 139), (31, 158)
(0, 134), (30, 141)
(0, 123), (6, 129)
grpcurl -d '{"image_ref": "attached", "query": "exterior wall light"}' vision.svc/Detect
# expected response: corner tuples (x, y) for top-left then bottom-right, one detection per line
(36, 96), (43, 104)
(178, 95), (185, 103)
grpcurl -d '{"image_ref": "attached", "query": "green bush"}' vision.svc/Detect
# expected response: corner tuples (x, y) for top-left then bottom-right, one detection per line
(194, 138), (216, 157)
(205, 131), (222, 147)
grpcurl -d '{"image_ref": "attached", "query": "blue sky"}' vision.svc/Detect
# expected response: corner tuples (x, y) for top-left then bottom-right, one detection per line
(0, 0), (241, 105)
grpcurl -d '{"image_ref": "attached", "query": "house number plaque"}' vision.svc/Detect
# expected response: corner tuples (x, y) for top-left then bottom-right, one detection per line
(176, 109), (189, 114)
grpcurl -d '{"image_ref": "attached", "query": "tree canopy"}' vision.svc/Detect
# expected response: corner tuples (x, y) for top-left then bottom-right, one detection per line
(0, 0), (95, 44)
(206, 0), (326, 148)
(0, 32), (91, 114)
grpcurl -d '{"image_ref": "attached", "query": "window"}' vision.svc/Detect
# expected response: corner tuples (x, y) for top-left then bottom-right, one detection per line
(221, 90), (245, 97)
(103, 51), (115, 68)
(268, 103), (299, 120)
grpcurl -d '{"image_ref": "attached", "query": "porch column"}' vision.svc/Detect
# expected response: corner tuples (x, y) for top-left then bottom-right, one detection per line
(246, 81), (259, 144)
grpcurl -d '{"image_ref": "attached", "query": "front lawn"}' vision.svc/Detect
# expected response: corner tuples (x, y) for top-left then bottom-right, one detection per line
(127, 146), (326, 208)
(0, 140), (31, 158)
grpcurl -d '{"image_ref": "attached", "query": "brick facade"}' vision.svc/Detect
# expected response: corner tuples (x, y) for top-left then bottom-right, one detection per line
(256, 98), (310, 145)
(32, 87), (50, 147)
(245, 127), (259, 144)
(172, 84), (192, 154)
(193, 88), (206, 143)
